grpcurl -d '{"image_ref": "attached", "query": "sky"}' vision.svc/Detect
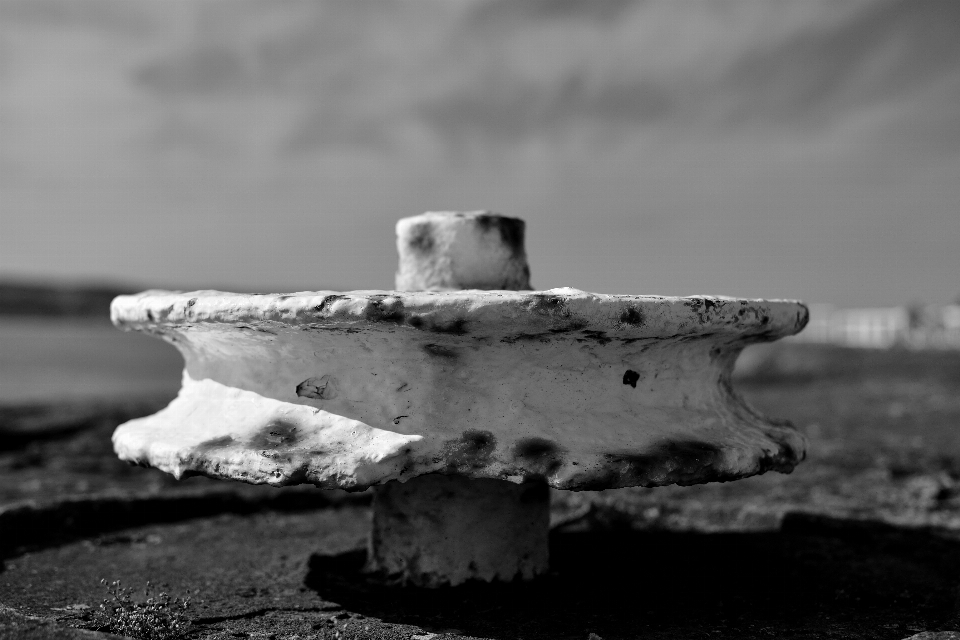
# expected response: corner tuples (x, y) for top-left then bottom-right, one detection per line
(1, 0), (958, 307)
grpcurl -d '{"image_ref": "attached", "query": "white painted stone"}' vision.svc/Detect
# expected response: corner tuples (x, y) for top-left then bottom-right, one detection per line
(111, 211), (808, 587)
(111, 288), (807, 491)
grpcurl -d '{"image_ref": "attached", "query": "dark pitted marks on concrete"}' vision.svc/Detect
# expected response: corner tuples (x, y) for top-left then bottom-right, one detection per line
(247, 420), (300, 449)
(235, 324), (278, 335)
(559, 440), (742, 490)
(407, 315), (469, 335)
(577, 330), (612, 345)
(473, 213), (526, 259)
(364, 295), (406, 325)
(117, 292), (806, 347)
(500, 332), (553, 344)
(513, 437), (565, 477)
(299, 325), (362, 334)
(502, 326), (636, 346)
(684, 297), (723, 324)
(423, 343), (458, 359)
(548, 322), (588, 334)
(195, 435), (235, 452)
(603, 441), (725, 487)
(313, 294), (348, 314)
(619, 306), (645, 326)
(439, 430), (497, 470)
(405, 221), (435, 254)
(296, 375), (338, 400)
(527, 293), (570, 318)
(429, 317), (469, 335)
(623, 370), (641, 388)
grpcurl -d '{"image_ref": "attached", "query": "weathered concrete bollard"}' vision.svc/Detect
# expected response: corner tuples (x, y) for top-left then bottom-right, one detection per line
(369, 211), (547, 585)
(110, 211), (808, 587)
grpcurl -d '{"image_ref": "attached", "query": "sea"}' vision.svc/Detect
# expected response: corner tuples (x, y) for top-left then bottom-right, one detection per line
(0, 317), (182, 403)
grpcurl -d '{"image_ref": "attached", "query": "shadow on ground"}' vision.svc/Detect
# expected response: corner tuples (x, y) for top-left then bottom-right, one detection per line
(306, 515), (960, 640)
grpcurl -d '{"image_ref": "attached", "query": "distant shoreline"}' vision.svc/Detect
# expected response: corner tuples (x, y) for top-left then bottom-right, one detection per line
(0, 281), (295, 319)
(0, 281), (132, 318)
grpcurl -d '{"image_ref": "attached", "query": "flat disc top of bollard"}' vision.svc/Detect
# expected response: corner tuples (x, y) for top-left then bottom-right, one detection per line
(112, 287), (807, 341)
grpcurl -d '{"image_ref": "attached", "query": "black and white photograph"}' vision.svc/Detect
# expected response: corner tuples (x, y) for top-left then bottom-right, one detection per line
(1, 1), (959, 638)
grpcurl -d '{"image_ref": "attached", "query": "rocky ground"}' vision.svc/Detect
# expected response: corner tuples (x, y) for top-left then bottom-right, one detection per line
(2, 344), (960, 639)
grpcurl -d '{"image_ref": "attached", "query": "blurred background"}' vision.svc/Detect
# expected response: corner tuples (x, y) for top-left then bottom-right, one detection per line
(4, 8), (960, 633)
(1, 0), (959, 401)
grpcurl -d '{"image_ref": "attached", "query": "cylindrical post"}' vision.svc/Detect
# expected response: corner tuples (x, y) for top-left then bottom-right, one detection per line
(369, 476), (549, 587)
(366, 211), (549, 587)
(395, 211), (531, 291)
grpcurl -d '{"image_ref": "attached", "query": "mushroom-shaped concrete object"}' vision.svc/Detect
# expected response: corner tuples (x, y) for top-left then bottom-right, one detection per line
(110, 211), (808, 587)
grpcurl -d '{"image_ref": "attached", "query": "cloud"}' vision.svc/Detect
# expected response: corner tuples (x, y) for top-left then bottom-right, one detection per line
(407, 0), (960, 154)
(418, 75), (674, 145)
(0, 0), (155, 36)
(127, 2), (450, 156)
(469, 0), (639, 25)
(112, 0), (960, 161)
(136, 46), (252, 95)
(723, 0), (960, 130)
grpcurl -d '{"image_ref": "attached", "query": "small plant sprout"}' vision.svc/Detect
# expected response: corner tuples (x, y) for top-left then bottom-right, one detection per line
(90, 579), (190, 640)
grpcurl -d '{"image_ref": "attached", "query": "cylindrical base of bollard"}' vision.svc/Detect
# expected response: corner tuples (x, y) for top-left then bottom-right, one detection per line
(366, 474), (549, 587)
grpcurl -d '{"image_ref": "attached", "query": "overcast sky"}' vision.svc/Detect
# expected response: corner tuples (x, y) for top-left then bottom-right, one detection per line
(1, 0), (958, 306)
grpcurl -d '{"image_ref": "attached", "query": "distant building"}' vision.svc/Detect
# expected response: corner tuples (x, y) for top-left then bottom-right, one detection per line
(791, 304), (960, 350)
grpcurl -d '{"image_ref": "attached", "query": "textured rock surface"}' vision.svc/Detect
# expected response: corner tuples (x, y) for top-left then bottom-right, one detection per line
(111, 289), (807, 492)
(4, 503), (960, 640)
(396, 211), (531, 291)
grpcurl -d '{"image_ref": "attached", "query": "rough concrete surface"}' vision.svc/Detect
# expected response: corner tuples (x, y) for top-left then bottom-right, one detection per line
(2, 344), (960, 638)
